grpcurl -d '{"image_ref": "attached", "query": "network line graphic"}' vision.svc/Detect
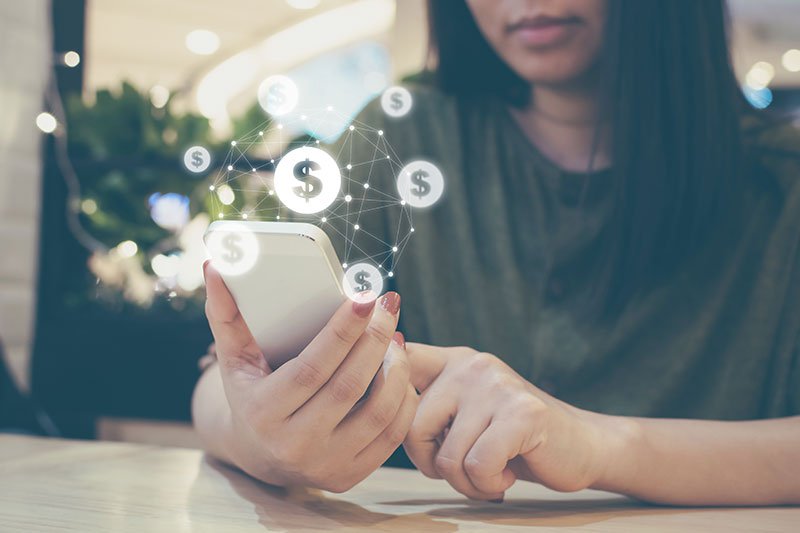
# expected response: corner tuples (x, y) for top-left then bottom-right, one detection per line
(203, 105), (428, 296)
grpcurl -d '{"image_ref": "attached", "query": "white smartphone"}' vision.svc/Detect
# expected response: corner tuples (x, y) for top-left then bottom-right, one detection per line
(204, 220), (347, 369)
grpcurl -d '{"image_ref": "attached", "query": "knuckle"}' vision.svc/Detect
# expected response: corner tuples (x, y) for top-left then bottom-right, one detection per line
(434, 453), (460, 477)
(463, 454), (491, 479)
(292, 359), (326, 390)
(384, 425), (408, 449)
(469, 351), (498, 372)
(330, 370), (366, 403)
(515, 396), (549, 423)
(366, 402), (395, 429)
(365, 322), (393, 347)
(387, 350), (411, 377)
(331, 323), (359, 346)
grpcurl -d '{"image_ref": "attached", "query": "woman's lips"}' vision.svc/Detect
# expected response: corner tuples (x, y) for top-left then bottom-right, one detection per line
(507, 16), (582, 47)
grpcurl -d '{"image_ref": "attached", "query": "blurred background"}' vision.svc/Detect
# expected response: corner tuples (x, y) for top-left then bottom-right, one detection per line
(0, 0), (798, 446)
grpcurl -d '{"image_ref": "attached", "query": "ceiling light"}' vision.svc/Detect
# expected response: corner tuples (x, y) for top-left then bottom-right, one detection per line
(195, 0), (395, 122)
(287, 0), (321, 9)
(782, 49), (800, 73)
(36, 112), (57, 133)
(745, 61), (775, 90)
(149, 85), (170, 108)
(64, 51), (80, 67)
(186, 29), (220, 55)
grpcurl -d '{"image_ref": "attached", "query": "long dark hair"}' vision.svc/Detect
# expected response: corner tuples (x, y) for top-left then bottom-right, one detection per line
(427, 0), (749, 314)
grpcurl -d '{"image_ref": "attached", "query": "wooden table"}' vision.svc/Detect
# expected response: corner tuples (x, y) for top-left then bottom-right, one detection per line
(0, 435), (798, 532)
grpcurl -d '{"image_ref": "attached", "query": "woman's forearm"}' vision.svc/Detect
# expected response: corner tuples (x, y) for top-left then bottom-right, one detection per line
(191, 363), (237, 465)
(591, 413), (800, 505)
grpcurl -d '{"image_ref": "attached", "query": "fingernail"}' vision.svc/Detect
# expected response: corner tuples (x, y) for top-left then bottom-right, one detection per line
(380, 292), (401, 315)
(352, 298), (376, 317)
(203, 259), (210, 273)
(489, 497), (504, 504)
(392, 331), (405, 348)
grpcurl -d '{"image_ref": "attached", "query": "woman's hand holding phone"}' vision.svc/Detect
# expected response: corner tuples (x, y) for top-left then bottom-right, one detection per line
(198, 261), (417, 492)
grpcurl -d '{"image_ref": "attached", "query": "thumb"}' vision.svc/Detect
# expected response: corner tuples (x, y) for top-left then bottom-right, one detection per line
(204, 260), (270, 378)
(405, 342), (448, 393)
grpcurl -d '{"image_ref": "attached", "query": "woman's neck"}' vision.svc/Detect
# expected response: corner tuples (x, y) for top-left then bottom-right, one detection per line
(510, 84), (611, 173)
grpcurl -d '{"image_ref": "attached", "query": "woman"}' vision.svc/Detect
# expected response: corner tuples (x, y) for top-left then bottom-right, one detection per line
(193, 0), (800, 505)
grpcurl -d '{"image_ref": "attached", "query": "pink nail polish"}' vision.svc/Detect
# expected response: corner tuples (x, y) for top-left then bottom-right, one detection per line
(392, 331), (405, 348)
(380, 292), (401, 315)
(353, 298), (376, 317)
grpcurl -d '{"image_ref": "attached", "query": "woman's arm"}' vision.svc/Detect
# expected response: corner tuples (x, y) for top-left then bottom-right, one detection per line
(403, 342), (800, 506)
(594, 413), (800, 505)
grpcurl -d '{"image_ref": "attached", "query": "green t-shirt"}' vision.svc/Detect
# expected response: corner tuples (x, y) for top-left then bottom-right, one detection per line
(324, 85), (800, 420)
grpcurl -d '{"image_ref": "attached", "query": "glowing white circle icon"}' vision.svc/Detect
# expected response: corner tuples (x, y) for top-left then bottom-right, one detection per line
(380, 86), (413, 118)
(274, 146), (342, 214)
(396, 160), (444, 208)
(258, 75), (299, 117)
(205, 223), (259, 276)
(343, 262), (384, 303)
(183, 146), (211, 173)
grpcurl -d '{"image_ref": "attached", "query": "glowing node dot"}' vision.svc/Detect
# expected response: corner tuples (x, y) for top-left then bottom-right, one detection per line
(117, 240), (138, 258)
(242, 213), (248, 219)
(321, 216), (327, 222)
(231, 141), (237, 146)
(252, 168), (257, 173)
(276, 215), (281, 220)
(315, 140), (320, 144)
(258, 131), (264, 136)
(346, 164), (352, 170)
(345, 194), (353, 202)
(81, 198), (97, 215)
(268, 190), (274, 196)
(363, 183), (369, 189)
(378, 130), (384, 136)
(169, 291), (177, 298)
(354, 224), (360, 230)
(64, 51), (80, 67)
(209, 185), (215, 191)
(218, 213), (224, 218)
(410, 227), (415, 232)
(36, 112), (57, 133)
(400, 200), (407, 206)
(270, 159), (275, 163)
(388, 271), (394, 277)
(342, 263), (348, 268)
(349, 125), (355, 131)
(227, 165), (233, 171)
(392, 246), (398, 252)
(386, 155), (391, 159)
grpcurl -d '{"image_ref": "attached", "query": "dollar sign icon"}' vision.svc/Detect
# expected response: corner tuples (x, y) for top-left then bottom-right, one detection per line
(390, 91), (403, 110)
(191, 150), (204, 168)
(381, 86), (412, 118)
(221, 233), (243, 264)
(184, 145), (210, 173)
(410, 169), (431, 199)
(397, 160), (444, 208)
(292, 158), (323, 202)
(354, 270), (372, 292)
(259, 75), (298, 116)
